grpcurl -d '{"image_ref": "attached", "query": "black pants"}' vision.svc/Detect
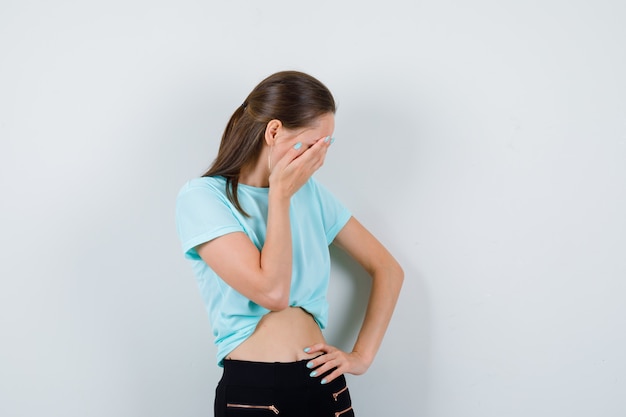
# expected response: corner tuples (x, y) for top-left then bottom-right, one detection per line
(215, 358), (355, 417)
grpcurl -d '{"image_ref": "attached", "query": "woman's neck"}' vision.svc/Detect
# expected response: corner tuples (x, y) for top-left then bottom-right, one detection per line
(239, 149), (270, 187)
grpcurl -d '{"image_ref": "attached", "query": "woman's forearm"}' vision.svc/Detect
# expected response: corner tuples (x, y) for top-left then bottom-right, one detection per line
(258, 190), (294, 310)
(352, 261), (404, 366)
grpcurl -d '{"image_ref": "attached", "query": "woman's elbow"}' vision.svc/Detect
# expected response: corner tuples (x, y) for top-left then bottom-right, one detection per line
(392, 261), (404, 287)
(259, 288), (290, 312)
(265, 298), (290, 312)
(370, 258), (403, 291)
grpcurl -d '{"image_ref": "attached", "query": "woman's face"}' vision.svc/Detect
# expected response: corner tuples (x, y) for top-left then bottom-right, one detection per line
(270, 113), (335, 165)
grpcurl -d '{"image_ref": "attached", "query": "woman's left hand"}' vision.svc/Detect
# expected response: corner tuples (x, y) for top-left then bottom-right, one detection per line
(303, 343), (371, 384)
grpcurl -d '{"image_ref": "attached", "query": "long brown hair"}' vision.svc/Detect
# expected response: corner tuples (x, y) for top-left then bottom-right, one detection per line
(203, 71), (336, 216)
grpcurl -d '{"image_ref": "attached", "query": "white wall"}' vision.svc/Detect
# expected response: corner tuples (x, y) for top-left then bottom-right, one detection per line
(2, 1), (625, 416)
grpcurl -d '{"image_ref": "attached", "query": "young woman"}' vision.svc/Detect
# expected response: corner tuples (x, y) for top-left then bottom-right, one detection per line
(176, 71), (403, 417)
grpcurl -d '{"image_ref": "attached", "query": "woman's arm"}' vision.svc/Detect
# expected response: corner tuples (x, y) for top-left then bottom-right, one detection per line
(195, 137), (331, 311)
(304, 216), (404, 383)
(195, 197), (292, 311)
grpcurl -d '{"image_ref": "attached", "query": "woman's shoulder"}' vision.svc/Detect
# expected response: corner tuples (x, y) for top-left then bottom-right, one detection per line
(302, 176), (335, 198)
(301, 176), (322, 191)
(178, 176), (226, 195)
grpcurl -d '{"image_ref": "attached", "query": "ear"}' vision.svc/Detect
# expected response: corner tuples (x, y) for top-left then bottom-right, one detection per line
(264, 119), (282, 146)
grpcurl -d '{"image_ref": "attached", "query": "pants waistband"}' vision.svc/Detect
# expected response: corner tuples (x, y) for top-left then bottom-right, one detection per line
(221, 358), (322, 388)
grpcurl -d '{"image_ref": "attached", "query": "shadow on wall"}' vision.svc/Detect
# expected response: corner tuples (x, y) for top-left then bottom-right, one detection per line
(326, 245), (371, 349)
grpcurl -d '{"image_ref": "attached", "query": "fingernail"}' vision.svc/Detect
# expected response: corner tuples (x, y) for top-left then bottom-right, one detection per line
(330, 137), (335, 144)
(306, 362), (314, 369)
(294, 142), (302, 150)
(324, 136), (330, 143)
(303, 347), (311, 353)
(309, 371), (317, 377)
(321, 379), (327, 385)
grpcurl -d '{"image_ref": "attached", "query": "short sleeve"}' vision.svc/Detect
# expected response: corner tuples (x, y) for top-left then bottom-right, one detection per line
(175, 179), (244, 260)
(311, 178), (352, 244)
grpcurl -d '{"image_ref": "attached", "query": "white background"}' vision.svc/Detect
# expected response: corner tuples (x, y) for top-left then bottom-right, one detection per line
(1, 1), (625, 416)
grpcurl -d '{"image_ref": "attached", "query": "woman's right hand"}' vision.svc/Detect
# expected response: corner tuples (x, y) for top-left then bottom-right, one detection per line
(269, 136), (332, 199)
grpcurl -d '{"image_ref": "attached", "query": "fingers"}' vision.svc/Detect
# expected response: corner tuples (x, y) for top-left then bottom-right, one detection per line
(278, 136), (332, 170)
(303, 342), (328, 355)
(303, 343), (364, 384)
(307, 354), (341, 384)
(271, 140), (311, 172)
(293, 136), (331, 170)
(297, 137), (333, 176)
(269, 136), (333, 196)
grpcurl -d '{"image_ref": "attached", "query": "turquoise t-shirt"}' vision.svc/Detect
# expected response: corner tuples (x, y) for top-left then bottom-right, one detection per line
(175, 176), (351, 366)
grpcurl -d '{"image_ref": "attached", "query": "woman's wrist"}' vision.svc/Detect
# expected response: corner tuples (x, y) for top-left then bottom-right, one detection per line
(351, 348), (375, 369)
(268, 186), (293, 204)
